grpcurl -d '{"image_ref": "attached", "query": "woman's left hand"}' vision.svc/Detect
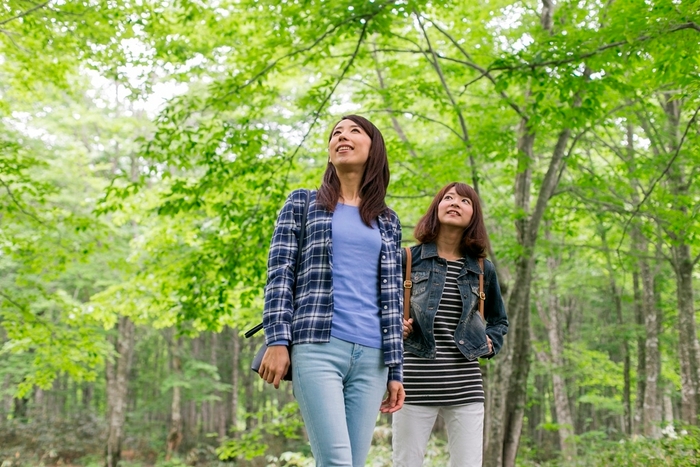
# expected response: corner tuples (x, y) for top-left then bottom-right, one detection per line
(487, 336), (494, 355)
(380, 381), (405, 413)
(402, 318), (413, 339)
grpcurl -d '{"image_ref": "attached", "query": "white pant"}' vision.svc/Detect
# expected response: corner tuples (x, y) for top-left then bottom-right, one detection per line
(392, 403), (485, 467)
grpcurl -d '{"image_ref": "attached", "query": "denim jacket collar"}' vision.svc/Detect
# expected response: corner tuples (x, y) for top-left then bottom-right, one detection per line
(418, 242), (483, 275)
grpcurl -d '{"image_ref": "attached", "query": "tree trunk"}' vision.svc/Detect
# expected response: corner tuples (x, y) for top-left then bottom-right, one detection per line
(632, 270), (645, 434)
(484, 115), (534, 467)
(599, 224), (632, 434)
(663, 386), (674, 428)
(210, 332), (226, 440)
(230, 327), (240, 437)
(486, 117), (572, 466)
(660, 97), (700, 426)
(623, 121), (662, 437)
(674, 244), (700, 425)
(638, 95), (700, 427)
(244, 339), (257, 431)
(82, 382), (94, 411)
(636, 232), (662, 439)
(33, 387), (46, 421)
(202, 336), (211, 435)
(105, 316), (135, 467)
(166, 334), (183, 460)
(543, 256), (576, 461)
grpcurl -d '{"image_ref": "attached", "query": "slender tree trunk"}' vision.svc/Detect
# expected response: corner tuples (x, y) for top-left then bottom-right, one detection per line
(244, 339), (257, 431)
(152, 335), (161, 425)
(599, 224), (632, 434)
(82, 382), (93, 411)
(674, 244), (700, 425)
(530, 242), (576, 462)
(484, 116), (534, 467)
(33, 387), (45, 421)
(105, 317), (135, 467)
(499, 255), (533, 467)
(543, 257), (576, 461)
(637, 236), (662, 438)
(191, 336), (201, 440)
(487, 121), (573, 466)
(202, 336), (211, 434)
(210, 332), (226, 440)
(166, 335), (183, 459)
(622, 121), (662, 437)
(230, 327), (240, 437)
(632, 270), (645, 434)
(663, 386), (675, 428)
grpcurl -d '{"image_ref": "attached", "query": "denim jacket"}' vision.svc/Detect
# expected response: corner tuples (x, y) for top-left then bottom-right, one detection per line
(403, 243), (508, 361)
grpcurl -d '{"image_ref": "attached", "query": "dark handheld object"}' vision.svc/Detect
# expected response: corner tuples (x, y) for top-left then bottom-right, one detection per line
(244, 322), (263, 338)
(246, 190), (310, 381)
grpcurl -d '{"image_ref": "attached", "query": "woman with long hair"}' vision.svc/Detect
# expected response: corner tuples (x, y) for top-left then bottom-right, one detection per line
(259, 115), (405, 466)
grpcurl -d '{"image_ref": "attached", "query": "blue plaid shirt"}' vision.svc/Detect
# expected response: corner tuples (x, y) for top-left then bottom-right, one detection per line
(263, 189), (404, 382)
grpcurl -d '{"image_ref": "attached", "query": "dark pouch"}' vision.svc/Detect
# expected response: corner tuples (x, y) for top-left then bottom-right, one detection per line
(250, 343), (292, 381)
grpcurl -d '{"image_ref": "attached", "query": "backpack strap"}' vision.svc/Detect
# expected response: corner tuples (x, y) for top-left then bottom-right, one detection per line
(478, 258), (486, 322)
(403, 247), (412, 320)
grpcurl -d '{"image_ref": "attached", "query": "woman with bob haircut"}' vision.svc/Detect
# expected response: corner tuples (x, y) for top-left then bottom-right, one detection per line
(259, 115), (405, 466)
(393, 182), (508, 467)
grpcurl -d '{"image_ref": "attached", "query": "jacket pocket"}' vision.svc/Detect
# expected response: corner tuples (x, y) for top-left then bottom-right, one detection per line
(409, 272), (430, 319)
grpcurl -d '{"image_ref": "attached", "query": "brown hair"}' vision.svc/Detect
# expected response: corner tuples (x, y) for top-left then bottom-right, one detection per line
(414, 182), (490, 258)
(316, 115), (389, 227)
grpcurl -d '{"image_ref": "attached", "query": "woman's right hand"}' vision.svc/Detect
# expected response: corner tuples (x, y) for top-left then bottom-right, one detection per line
(259, 345), (290, 389)
(403, 318), (413, 339)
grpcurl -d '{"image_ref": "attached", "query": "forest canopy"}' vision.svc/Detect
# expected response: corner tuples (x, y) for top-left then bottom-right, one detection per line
(1, 0), (699, 466)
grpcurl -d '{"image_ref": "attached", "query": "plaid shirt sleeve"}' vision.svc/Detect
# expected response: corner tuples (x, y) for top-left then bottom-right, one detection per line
(380, 209), (404, 383)
(262, 190), (306, 345)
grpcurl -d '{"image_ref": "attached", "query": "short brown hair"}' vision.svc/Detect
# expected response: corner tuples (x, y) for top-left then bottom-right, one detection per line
(414, 182), (490, 258)
(317, 115), (389, 226)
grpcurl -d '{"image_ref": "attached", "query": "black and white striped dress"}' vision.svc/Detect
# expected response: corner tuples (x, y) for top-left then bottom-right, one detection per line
(403, 259), (484, 406)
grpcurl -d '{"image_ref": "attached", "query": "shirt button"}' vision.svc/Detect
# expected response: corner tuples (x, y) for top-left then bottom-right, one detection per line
(384, 305), (388, 310)
(382, 255), (386, 259)
(459, 340), (465, 345)
(383, 279), (387, 283)
(383, 329), (388, 333)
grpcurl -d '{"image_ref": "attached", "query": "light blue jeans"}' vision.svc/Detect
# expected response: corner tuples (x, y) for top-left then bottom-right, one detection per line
(292, 337), (388, 467)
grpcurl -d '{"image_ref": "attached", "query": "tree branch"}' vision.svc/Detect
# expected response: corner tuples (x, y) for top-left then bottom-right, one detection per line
(0, 1), (50, 26)
(364, 108), (464, 141)
(419, 14), (527, 119)
(0, 177), (44, 225)
(371, 45), (435, 185)
(485, 22), (700, 74)
(0, 28), (28, 51)
(413, 12), (481, 193)
(618, 104), (700, 250)
(215, 1), (392, 104)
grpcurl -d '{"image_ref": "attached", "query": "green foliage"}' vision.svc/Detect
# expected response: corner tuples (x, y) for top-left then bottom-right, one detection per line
(577, 426), (700, 467)
(1, 0), (699, 464)
(216, 402), (305, 461)
(0, 414), (104, 465)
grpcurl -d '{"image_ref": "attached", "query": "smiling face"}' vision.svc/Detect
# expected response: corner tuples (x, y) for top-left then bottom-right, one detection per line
(327, 119), (372, 172)
(437, 187), (474, 230)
